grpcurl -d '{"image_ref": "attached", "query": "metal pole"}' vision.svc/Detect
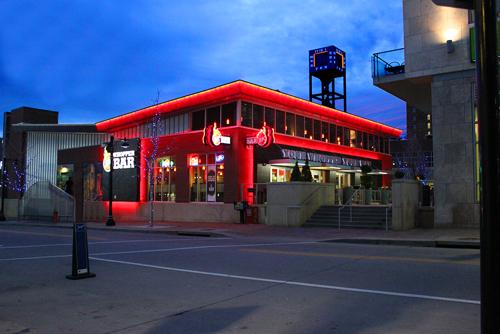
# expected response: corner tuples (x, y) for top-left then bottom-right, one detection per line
(474, 0), (499, 332)
(106, 136), (115, 226)
(149, 158), (154, 227)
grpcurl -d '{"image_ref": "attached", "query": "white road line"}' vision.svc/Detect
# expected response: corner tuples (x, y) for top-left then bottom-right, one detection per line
(0, 254), (72, 261)
(0, 241), (316, 261)
(89, 241), (317, 257)
(0, 237), (231, 250)
(91, 256), (481, 306)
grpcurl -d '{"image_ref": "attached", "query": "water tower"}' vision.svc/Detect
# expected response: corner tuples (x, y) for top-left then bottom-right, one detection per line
(308, 45), (346, 111)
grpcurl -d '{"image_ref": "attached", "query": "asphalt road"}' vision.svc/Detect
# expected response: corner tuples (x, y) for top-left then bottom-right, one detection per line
(0, 225), (480, 334)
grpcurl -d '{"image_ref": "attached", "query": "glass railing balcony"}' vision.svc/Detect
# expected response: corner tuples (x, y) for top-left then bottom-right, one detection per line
(372, 48), (405, 79)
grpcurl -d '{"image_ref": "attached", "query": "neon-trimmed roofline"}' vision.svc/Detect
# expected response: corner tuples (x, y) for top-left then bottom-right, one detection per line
(96, 80), (402, 137)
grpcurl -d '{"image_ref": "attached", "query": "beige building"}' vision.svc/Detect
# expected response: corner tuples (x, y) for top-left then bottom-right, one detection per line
(373, 0), (482, 226)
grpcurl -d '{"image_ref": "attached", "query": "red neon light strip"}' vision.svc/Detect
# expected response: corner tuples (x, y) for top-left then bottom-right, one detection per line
(96, 81), (402, 138)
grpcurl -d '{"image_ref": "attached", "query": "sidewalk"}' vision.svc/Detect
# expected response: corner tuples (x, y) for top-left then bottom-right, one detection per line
(1, 220), (480, 248)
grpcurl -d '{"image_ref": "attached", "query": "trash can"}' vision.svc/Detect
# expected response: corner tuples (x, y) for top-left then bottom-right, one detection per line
(246, 206), (259, 224)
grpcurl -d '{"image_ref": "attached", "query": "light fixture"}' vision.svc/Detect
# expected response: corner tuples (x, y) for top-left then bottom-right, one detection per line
(121, 138), (130, 149)
(60, 167), (69, 174)
(446, 39), (455, 53)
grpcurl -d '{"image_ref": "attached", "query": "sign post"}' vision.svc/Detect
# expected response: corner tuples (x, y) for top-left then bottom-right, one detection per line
(66, 223), (96, 280)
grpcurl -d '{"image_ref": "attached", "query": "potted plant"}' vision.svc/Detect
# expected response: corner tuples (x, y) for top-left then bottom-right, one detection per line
(290, 161), (303, 182)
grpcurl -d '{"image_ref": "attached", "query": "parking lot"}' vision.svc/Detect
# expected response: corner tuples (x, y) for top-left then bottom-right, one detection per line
(0, 224), (480, 333)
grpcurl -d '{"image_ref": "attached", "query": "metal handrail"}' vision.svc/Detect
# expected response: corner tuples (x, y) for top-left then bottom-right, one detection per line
(337, 188), (361, 231)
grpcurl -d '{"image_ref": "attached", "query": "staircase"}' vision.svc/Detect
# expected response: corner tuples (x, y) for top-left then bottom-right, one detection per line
(306, 205), (392, 229)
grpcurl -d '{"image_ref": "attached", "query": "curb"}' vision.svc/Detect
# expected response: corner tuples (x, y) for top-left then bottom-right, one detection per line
(0, 221), (228, 238)
(322, 238), (480, 249)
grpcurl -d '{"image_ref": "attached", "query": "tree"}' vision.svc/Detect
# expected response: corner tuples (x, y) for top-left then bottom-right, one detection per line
(290, 161), (302, 181)
(302, 157), (313, 182)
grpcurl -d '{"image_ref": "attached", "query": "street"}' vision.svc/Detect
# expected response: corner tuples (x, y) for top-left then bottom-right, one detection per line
(0, 224), (479, 334)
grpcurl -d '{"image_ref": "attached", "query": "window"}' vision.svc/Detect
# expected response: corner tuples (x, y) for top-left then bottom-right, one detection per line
(305, 118), (313, 139)
(343, 127), (350, 146)
(150, 156), (176, 202)
(296, 115), (304, 137)
(189, 153), (224, 202)
(349, 129), (357, 148)
(276, 110), (285, 134)
(206, 106), (220, 127)
(221, 102), (236, 127)
(329, 124), (336, 143)
(286, 113), (295, 136)
(265, 107), (275, 128)
(241, 102), (253, 127)
(320, 122), (329, 142)
(191, 110), (205, 130)
(336, 126), (343, 145)
(313, 120), (321, 140)
(253, 104), (264, 128)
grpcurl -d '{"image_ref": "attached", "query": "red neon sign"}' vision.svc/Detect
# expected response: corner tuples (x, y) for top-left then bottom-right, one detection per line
(202, 123), (231, 147)
(246, 125), (275, 148)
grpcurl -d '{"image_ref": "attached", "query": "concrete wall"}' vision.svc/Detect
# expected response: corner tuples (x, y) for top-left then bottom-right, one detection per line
(392, 179), (419, 230)
(403, 0), (474, 78)
(431, 70), (480, 226)
(84, 201), (240, 224)
(266, 183), (335, 227)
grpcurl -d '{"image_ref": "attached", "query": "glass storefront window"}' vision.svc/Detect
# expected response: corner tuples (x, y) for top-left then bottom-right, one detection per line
(253, 104), (264, 129)
(335, 126), (342, 145)
(305, 118), (313, 139)
(329, 124), (336, 143)
(322, 122), (329, 142)
(276, 110), (285, 133)
(296, 115), (304, 137)
(221, 102), (237, 127)
(148, 156), (176, 202)
(350, 129), (357, 148)
(206, 106), (221, 127)
(313, 120), (321, 140)
(286, 113), (295, 136)
(188, 153), (224, 202)
(241, 102), (253, 127)
(192, 110), (205, 130)
(265, 107), (275, 128)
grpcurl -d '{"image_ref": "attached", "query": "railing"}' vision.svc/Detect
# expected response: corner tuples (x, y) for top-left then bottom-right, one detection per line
(337, 188), (361, 230)
(20, 181), (75, 222)
(372, 48), (405, 79)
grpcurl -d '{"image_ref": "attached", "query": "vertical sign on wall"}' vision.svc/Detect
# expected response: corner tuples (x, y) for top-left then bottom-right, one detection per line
(207, 165), (216, 202)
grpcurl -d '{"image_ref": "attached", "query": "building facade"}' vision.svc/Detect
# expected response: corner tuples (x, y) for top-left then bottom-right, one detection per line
(372, 0), (484, 227)
(79, 80), (401, 223)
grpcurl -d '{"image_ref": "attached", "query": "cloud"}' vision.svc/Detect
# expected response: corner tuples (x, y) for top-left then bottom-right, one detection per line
(0, 0), (404, 131)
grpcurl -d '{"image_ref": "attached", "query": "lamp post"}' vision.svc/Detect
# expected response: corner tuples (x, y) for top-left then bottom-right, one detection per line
(106, 136), (115, 226)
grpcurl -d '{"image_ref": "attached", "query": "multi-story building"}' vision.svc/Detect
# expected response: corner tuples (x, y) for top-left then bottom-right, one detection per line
(373, 0), (483, 226)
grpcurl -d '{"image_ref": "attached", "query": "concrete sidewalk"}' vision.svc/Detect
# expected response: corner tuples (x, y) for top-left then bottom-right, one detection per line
(0, 220), (480, 248)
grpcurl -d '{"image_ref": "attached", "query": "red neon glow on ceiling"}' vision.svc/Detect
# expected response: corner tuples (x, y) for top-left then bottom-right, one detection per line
(96, 80), (402, 137)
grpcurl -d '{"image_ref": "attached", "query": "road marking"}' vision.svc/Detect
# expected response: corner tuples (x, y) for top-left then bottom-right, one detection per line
(239, 248), (480, 266)
(88, 241), (316, 257)
(0, 241), (316, 261)
(0, 229), (105, 240)
(91, 256), (481, 305)
(0, 237), (231, 250)
(0, 254), (72, 261)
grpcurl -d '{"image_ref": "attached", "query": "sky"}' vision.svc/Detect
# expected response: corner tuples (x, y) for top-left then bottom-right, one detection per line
(0, 0), (406, 135)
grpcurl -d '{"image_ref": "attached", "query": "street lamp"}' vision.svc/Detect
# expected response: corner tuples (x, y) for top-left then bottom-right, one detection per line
(105, 136), (115, 226)
(104, 136), (132, 227)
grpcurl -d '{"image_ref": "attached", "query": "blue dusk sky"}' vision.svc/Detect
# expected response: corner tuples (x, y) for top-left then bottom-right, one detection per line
(0, 1), (405, 135)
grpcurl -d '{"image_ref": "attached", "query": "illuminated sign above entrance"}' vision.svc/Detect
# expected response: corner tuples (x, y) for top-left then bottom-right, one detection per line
(246, 125), (275, 148)
(203, 123), (231, 147)
(280, 148), (371, 168)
